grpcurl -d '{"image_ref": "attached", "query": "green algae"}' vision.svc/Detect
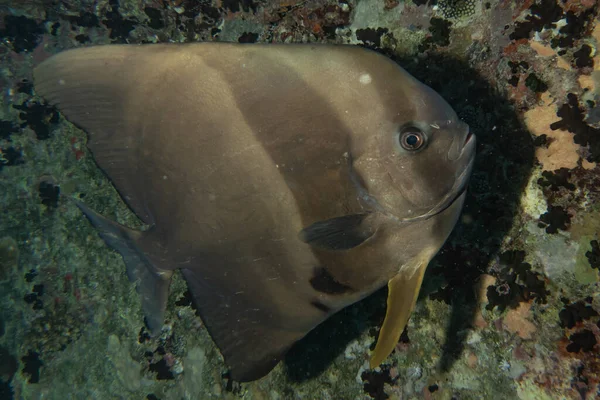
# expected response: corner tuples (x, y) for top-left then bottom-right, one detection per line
(516, 378), (556, 400)
(575, 236), (599, 285)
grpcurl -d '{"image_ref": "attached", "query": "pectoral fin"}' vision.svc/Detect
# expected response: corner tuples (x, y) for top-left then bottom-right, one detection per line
(299, 213), (375, 250)
(369, 258), (429, 368)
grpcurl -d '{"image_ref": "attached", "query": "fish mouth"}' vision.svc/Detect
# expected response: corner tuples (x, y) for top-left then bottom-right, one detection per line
(464, 131), (474, 146)
(447, 122), (473, 161)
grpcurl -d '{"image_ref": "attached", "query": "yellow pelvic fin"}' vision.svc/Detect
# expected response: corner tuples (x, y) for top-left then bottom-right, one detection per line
(369, 259), (429, 368)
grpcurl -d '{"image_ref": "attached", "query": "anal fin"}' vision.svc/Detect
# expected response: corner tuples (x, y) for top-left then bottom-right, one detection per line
(181, 267), (304, 382)
(75, 200), (172, 334)
(369, 249), (435, 368)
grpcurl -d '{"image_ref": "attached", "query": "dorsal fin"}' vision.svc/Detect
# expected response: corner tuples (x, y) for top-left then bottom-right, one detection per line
(33, 45), (167, 223)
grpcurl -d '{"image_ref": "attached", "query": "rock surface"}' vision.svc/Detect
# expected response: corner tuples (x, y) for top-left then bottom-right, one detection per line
(0, 1), (599, 399)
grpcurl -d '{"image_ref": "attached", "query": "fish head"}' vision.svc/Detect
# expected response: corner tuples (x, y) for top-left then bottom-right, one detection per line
(351, 77), (476, 222)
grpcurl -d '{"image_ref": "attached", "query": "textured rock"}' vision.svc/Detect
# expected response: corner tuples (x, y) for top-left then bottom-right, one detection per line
(0, 1), (599, 399)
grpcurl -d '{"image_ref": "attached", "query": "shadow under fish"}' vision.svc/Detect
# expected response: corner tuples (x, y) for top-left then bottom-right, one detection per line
(33, 42), (476, 381)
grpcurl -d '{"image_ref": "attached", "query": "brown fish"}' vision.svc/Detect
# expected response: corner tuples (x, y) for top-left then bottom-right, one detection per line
(33, 43), (476, 381)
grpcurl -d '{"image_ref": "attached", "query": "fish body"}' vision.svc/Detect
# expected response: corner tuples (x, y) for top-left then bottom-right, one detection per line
(33, 42), (475, 381)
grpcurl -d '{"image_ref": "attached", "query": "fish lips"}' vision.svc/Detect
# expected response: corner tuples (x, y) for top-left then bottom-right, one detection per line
(456, 130), (476, 184)
(447, 121), (474, 161)
(445, 130), (476, 208)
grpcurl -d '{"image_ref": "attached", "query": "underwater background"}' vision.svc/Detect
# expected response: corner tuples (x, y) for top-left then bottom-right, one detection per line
(0, 0), (599, 399)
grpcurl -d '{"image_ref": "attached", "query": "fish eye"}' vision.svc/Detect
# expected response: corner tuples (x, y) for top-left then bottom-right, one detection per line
(399, 128), (425, 151)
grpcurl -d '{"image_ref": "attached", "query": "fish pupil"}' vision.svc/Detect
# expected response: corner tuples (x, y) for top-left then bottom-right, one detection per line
(406, 134), (418, 146)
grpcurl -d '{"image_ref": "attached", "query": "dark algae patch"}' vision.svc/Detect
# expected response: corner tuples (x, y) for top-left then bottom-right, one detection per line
(551, 93), (600, 163)
(0, 119), (22, 170)
(419, 17), (451, 51)
(524, 73), (548, 93)
(103, 0), (138, 43)
(573, 44), (593, 69)
(38, 181), (60, 209)
(0, 347), (17, 388)
(0, 121), (18, 140)
(539, 205), (571, 234)
(0, 148), (23, 170)
(16, 80), (33, 96)
(586, 240), (600, 271)
(0, 380), (13, 400)
(24, 269), (37, 283)
(75, 34), (91, 44)
(149, 359), (174, 381)
(144, 7), (165, 30)
(13, 102), (59, 141)
(538, 168), (576, 192)
(0, 15), (45, 53)
(485, 251), (549, 312)
(566, 330), (597, 353)
(21, 351), (42, 384)
(356, 28), (388, 48)
(238, 32), (258, 43)
(509, 0), (589, 47)
(73, 12), (100, 28)
(559, 299), (598, 329)
(221, 0), (259, 13)
(361, 364), (397, 400)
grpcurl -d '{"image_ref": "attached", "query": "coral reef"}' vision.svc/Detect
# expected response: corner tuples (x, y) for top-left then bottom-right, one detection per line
(0, 0), (599, 399)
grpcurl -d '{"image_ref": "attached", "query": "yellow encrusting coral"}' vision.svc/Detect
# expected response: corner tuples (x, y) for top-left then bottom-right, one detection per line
(524, 92), (580, 171)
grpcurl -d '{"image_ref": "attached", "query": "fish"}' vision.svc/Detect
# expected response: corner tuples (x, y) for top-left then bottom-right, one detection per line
(33, 42), (476, 381)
